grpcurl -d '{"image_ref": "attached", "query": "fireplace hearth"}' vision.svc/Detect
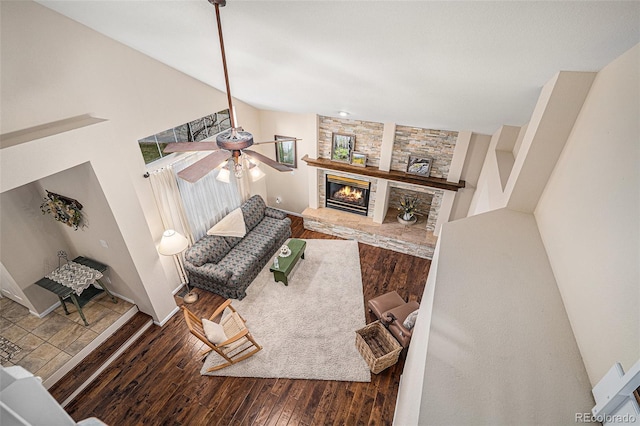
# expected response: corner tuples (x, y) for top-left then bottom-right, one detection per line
(326, 174), (371, 216)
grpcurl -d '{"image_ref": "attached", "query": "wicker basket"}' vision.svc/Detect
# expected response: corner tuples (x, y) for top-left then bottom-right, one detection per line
(355, 321), (402, 374)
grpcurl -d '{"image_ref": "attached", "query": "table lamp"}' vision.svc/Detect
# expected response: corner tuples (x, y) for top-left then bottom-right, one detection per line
(158, 229), (197, 303)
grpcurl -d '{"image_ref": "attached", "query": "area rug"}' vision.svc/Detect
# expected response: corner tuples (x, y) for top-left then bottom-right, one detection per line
(201, 239), (371, 382)
(0, 336), (21, 364)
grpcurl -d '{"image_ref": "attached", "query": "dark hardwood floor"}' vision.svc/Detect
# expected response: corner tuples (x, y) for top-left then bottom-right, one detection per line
(63, 216), (431, 425)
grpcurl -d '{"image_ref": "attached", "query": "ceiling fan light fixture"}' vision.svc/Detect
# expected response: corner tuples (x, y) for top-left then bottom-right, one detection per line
(234, 162), (243, 178)
(250, 166), (266, 182)
(216, 167), (230, 183)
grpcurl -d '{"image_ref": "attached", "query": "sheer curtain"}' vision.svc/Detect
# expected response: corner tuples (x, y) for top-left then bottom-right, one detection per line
(172, 153), (243, 241)
(148, 167), (193, 284)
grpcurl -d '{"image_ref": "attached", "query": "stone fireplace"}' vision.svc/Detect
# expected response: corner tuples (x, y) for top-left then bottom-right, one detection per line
(325, 174), (371, 216)
(302, 116), (465, 259)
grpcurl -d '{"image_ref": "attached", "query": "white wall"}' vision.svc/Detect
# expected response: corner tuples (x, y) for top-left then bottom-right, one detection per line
(253, 111), (318, 213)
(418, 209), (593, 425)
(535, 44), (640, 385)
(395, 44), (639, 424)
(0, 1), (259, 322)
(450, 132), (491, 221)
(467, 126), (516, 216)
(505, 72), (596, 213)
(393, 238), (441, 426)
(36, 163), (142, 302)
(468, 72), (596, 217)
(0, 183), (65, 312)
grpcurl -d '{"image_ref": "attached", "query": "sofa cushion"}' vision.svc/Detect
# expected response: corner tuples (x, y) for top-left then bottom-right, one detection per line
(198, 263), (233, 282)
(241, 195), (267, 231)
(252, 216), (291, 239)
(223, 236), (242, 249)
(265, 207), (287, 220)
(217, 250), (260, 284)
(185, 235), (230, 267)
(235, 231), (277, 259)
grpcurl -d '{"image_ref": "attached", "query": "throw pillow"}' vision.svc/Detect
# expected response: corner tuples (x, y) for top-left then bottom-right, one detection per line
(207, 208), (246, 238)
(403, 309), (419, 330)
(202, 318), (228, 345)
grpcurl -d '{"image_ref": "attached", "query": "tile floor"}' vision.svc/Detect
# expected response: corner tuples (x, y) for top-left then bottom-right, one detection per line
(0, 293), (134, 382)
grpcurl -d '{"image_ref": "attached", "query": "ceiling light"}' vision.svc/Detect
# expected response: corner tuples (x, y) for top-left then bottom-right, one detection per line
(250, 166), (266, 182)
(216, 167), (230, 183)
(338, 111), (350, 117)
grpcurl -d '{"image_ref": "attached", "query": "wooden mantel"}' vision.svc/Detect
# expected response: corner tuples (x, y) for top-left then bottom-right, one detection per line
(301, 155), (465, 192)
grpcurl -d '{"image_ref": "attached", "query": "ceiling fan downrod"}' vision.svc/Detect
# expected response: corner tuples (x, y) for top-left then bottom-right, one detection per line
(209, 0), (235, 130)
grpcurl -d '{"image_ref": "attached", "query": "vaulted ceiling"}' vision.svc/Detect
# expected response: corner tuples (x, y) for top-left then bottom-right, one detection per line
(37, 1), (640, 134)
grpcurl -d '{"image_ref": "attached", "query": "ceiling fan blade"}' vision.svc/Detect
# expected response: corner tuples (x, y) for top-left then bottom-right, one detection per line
(163, 142), (220, 153)
(253, 138), (302, 145)
(243, 149), (293, 172)
(176, 150), (231, 183)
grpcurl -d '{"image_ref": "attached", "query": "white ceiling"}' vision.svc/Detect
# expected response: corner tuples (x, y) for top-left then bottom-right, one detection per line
(37, 1), (640, 135)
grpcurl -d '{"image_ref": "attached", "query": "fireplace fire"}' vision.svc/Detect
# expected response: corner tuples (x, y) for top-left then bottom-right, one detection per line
(334, 186), (363, 203)
(326, 174), (371, 216)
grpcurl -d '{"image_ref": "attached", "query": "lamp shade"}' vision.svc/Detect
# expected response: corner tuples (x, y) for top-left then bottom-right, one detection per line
(158, 229), (189, 256)
(216, 167), (230, 183)
(250, 165), (266, 182)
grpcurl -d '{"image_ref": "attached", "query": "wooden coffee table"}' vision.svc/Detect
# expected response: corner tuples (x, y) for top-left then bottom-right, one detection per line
(269, 239), (306, 286)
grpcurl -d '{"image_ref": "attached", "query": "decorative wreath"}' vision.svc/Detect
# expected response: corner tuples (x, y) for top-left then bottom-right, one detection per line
(40, 191), (86, 230)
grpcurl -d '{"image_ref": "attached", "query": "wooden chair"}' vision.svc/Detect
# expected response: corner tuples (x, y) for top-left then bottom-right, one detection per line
(181, 300), (262, 372)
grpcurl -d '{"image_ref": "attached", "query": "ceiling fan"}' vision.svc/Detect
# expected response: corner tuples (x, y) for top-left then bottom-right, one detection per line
(163, 0), (299, 183)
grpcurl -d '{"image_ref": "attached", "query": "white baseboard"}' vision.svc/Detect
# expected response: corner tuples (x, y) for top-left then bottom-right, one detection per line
(108, 290), (135, 305)
(30, 301), (61, 319)
(42, 306), (140, 390)
(154, 305), (180, 327)
(279, 208), (302, 217)
(171, 283), (186, 296)
(33, 289), (136, 319)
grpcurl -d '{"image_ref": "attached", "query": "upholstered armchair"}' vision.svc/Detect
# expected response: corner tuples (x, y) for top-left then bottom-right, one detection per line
(367, 291), (420, 348)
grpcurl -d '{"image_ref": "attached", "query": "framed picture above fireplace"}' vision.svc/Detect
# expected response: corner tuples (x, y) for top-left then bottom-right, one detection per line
(406, 156), (432, 177)
(351, 152), (367, 167)
(331, 133), (355, 163)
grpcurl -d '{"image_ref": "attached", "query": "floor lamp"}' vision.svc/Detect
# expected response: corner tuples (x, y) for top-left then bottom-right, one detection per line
(158, 229), (198, 303)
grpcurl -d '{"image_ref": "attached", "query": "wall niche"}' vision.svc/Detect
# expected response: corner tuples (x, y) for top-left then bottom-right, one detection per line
(388, 186), (433, 221)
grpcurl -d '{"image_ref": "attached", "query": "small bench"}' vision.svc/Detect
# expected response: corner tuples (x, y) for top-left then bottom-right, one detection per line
(35, 256), (117, 326)
(269, 239), (306, 286)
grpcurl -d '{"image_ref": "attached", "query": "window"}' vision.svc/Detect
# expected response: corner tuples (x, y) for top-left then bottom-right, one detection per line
(138, 109), (231, 164)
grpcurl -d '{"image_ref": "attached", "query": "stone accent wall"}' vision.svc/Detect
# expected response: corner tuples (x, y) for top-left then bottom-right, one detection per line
(303, 217), (435, 259)
(311, 118), (456, 250)
(388, 182), (443, 233)
(388, 187), (433, 219)
(319, 169), (377, 218)
(391, 126), (458, 179)
(426, 191), (443, 233)
(318, 116), (384, 168)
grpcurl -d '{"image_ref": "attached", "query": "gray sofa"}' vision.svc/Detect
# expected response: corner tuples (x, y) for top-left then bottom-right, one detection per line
(184, 195), (291, 300)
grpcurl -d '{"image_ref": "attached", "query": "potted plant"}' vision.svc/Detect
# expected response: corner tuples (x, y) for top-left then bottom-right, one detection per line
(397, 195), (418, 225)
